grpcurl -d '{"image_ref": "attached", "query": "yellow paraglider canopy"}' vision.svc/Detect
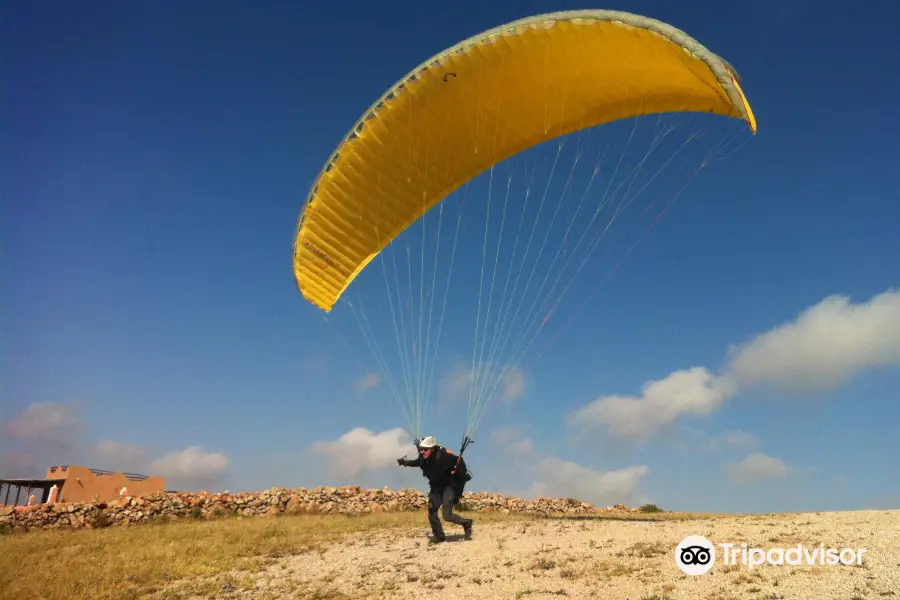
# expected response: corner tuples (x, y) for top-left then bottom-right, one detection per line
(292, 9), (756, 312)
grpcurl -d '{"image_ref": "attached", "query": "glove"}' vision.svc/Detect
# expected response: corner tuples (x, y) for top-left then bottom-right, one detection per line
(397, 458), (406, 466)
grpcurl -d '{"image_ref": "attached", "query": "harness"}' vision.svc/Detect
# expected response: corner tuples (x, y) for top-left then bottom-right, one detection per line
(455, 435), (474, 487)
(413, 435), (474, 497)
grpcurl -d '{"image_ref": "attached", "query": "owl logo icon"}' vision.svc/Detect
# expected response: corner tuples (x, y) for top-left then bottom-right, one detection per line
(675, 535), (716, 575)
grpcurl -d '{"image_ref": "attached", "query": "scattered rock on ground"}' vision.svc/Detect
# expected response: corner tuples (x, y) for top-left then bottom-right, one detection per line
(0, 487), (641, 532)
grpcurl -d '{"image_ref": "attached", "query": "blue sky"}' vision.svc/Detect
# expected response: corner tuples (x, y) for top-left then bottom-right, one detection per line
(3, 0), (899, 513)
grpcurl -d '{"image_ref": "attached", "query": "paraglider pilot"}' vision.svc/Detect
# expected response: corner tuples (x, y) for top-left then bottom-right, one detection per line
(397, 435), (473, 542)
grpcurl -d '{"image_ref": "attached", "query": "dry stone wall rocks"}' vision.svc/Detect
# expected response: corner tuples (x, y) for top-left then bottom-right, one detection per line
(0, 486), (641, 533)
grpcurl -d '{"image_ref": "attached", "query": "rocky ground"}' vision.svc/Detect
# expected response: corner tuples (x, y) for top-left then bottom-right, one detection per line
(1, 487), (609, 532)
(165, 509), (899, 600)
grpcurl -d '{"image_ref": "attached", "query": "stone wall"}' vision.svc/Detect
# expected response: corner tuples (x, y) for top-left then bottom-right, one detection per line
(0, 486), (639, 533)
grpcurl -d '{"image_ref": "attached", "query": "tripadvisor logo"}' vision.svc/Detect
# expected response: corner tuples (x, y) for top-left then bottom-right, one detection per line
(675, 535), (716, 575)
(675, 535), (869, 575)
(720, 542), (868, 569)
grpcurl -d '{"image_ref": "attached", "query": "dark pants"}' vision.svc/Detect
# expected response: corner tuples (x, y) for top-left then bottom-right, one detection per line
(427, 486), (472, 539)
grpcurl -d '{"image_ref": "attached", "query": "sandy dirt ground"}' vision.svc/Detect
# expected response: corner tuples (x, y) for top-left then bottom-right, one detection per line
(182, 509), (899, 600)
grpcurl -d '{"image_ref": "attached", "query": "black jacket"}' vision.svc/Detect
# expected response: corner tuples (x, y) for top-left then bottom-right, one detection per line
(400, 446), (467, 492)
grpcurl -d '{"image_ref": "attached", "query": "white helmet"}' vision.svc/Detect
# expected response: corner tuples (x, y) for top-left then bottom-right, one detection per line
(419, 435), (437, 448)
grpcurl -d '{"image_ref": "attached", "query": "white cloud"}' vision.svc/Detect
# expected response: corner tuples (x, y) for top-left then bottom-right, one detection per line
(92, 440), (148, 470)
(508, 438), (534, 457)
(568, 288), (900, 445)
(490, 425), (529, 445)
(150, 446), (230, 489)
(441, 362), (529, 406)
(311, 427), (413, 479)
(725, 452), (789, 485)
(2, 402), (230, 488)
(489, 425), (533, 457)
(526, 458), (649, 506)
(356, 373), (381, 392)
(441, 364), (470, 400)
(725, 289), (900, 391)
(89, 439), (229, 489)
(709, 429), (762, 451)
(4, 402), (81, 441)
(501, 369), (528, 401)
(570, 367), (735, 442)
(2, 403), (230, 490)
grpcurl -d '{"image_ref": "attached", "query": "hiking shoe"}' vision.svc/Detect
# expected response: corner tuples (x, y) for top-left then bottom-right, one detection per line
(428, 534), (446, 544)
(463, 521), (473, 539)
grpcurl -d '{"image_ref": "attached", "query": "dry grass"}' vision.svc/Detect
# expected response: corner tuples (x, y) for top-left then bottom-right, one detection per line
(4, 508), (893, 600)
(0, 512), (424, 600)
(0, 510), (591, 600)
